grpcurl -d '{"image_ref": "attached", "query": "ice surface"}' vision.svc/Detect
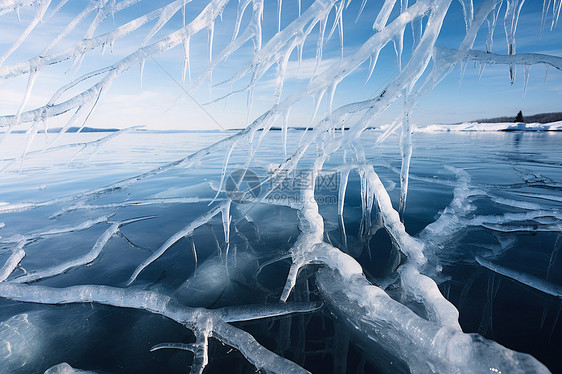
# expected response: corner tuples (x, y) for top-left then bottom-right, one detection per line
(0, 0), (560, 372)
(0, 313), (42, 371)
(174, 251), (258, 306)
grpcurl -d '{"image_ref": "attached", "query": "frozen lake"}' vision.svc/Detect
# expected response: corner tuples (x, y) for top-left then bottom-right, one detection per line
(0, 130), (561, 373)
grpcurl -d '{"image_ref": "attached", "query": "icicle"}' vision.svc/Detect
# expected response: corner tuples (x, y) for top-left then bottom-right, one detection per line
(277, 0), (282, 32)
(208, 22), (215, 97)
(540, 303), (550, 329)
(280, 259), (305, 302)
(392, 28), (405, 71)
(457, 0), (473, 31)
(544, 65), (550, 82)
(182, 0), (186, 27)
(311, 89), (326, 122)
(246, 82), (255, 126)
(374, 117), (398, 143)
(399, 108), (412, 217)
(208, 21), (215, 64)
(546, 233), (561, 281)
(541, 0), (551, 33)
(274, 52), (291, 104)
(373, 0), (396, 31)
(459, 60), (467, 86)
(109, 0), (115, 22)
(254, 0), (264, 51)
(298, 0), (301, 16)
(211, 143), (235, 204)
(522, 65), (530, 98)
(0, 68), (40, 144)
(355, 0), (368, 23)
(282, 107), (290, 158)
(411, 16), (423, 49)
(486, 3), (502, 53)
(509, 64), (515, 85)
(477, 61), (486, 82)
(358, 168), (373, 237)
(68, 52), (86, 74)
(182, 37), (191, 82)
(338, 3), (344, 58)
(550, 0), (562, 31)
(191, 237), (198, 269)
(364, 49), (380, 84)
(327, 80), (339, 115)
(297, 42), (303, 67)
(338, 169), (350, 217)
(327, 1), (344, 47)
(313, 14), (328, 76)
(17, 69), (39, 123)
(400, 0), (408, 13)
(139, 59), (145, 88)
(19, 122), (39, 170)
(504, 0), (525, 84)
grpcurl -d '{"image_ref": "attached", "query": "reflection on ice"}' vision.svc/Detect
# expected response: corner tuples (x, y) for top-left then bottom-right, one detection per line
(174, 251), (259, 307)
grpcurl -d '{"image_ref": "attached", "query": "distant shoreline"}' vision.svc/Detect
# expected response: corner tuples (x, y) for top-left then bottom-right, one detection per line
(2, 112), (561, 134)
(471, 111), (562, 124)
(3, 127), (121, 134)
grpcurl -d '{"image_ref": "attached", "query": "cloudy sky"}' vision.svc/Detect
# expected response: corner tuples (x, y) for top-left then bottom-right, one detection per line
(0, 0), (561, 131)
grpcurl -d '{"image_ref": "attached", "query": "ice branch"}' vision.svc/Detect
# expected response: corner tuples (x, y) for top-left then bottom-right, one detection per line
(0, 282), (314, 373)
(453, 47), (562, 70)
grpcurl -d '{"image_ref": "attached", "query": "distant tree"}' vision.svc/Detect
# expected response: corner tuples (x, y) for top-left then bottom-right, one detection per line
(515, 111), (524, 122)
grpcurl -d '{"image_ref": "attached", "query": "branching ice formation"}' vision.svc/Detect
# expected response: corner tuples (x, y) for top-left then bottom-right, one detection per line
(13, 216), (156, 284)
(0, 282), (320, 374)
(476, 256), (562, 298)
(127, 201), (229, 285)
(0, 0), (561, 372)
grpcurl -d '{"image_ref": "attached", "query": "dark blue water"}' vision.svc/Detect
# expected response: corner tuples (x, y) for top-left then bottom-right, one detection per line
(0, 131), (560, 373)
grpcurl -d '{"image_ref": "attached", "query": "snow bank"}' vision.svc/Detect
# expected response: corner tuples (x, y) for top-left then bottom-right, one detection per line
(416, 121), (562, 132)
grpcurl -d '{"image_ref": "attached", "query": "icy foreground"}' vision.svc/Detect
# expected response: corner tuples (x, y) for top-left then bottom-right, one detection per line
(0, 0), (561, 373)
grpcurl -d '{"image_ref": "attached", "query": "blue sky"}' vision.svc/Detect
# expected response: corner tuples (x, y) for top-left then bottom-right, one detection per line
(0, 0), (561, 131)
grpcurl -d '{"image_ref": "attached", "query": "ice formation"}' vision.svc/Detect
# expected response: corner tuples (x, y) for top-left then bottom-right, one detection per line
(476, 256), (562, 298)
(44, 362), (98, 374)
(0, 0), (561, 373)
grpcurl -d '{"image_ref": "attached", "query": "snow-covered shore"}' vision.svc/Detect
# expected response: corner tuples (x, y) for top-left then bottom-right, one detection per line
(416, 121), (562, 132)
